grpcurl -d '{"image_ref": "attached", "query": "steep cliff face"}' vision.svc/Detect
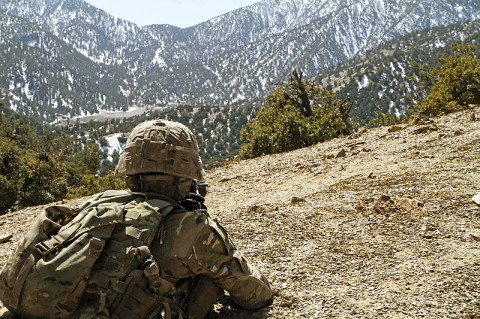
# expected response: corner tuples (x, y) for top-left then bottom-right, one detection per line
(1, 0), (480, 118)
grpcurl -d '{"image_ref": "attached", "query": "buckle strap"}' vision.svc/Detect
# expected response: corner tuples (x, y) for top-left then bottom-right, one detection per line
(35, 222), (82, 255)
(35, 235), (63, 255)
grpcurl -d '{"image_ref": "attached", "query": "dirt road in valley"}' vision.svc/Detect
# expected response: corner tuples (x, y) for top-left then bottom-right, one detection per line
(1, 108), (479, 318)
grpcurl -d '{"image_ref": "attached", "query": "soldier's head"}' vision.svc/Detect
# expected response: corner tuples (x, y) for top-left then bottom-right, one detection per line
(115, 119), (204, 200)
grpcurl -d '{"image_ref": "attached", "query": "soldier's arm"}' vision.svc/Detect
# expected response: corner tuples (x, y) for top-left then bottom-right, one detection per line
(189, 218), (273, 310)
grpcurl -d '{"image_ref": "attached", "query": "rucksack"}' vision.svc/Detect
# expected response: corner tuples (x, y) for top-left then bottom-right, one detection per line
(0, 190), (183, 319)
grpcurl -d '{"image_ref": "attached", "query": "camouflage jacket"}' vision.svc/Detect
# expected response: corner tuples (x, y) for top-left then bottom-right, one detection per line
(150, 195), (273, 311)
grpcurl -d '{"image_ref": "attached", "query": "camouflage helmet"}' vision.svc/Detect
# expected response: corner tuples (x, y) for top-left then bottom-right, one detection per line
(115, 119), (204, 180)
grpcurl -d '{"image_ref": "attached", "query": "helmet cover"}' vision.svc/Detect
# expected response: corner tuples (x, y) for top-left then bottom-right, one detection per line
(115, 119), (204, 180)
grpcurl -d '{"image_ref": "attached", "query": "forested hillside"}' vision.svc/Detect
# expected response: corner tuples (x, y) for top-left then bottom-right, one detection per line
(317, 20), (480, 125)
(1, 0), (479, 118)
(0, 99), (260, 212)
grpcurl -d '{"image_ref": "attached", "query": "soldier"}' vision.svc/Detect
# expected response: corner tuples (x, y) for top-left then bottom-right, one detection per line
(115, 119), (273, 318)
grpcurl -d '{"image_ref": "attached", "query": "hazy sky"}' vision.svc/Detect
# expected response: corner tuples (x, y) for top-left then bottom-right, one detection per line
(84, 0), (260, 28)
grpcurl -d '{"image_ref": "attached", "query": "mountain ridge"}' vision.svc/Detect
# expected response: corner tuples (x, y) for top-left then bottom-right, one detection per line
(316, 19), (480, 124)
(1, 0), (480, 120)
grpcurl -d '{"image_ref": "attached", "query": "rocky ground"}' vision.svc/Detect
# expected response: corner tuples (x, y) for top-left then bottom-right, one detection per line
(1, 108), (480, 318)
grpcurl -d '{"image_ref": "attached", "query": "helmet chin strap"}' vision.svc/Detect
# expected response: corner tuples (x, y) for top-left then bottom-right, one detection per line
(126, 173), (191, 201)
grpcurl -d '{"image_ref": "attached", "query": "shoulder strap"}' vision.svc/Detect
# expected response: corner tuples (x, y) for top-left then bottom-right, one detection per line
(146, 198), (174, 218)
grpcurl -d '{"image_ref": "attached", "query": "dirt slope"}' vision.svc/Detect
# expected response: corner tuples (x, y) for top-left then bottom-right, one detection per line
(1, 109), (479, 318)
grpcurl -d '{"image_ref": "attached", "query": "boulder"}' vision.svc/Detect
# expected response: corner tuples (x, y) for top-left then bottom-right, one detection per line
(335, 149), (347, 158)
(388, 125), (405, 133)
(408, 115), (426, 126)
(473, 193), (480, 206)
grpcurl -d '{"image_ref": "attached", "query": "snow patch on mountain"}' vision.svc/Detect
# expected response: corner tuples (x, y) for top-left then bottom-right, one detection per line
(358, 74), (369, 90)
(104, 133), (125, 156)
(1, 0), (480, 118)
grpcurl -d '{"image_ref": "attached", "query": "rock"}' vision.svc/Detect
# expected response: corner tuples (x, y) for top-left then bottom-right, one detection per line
(414, 125), (431, 134)
(469, 234), (480, 242)
(429, 123), (438, 131)
(473, 193), (480, 206)
(372, 195), (398, 215)
(388, 125), (405, 133)
(396, 198), (416, 211)
(0, 233), (13, 244)
(358, 126), (368, 135)
(349, 127), (369, 139)
(379, 194), (391, 201)
(408, 115), (426, 126)
(335, 149), (347, 158)
(291, 197), (306, 205)
(395, 197), (428, 216)
(355, 203), (366, 211)
(347, 141), (366, 148)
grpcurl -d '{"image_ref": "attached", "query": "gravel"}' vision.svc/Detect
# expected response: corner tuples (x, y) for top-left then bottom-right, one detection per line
(1, 108), (479, 318)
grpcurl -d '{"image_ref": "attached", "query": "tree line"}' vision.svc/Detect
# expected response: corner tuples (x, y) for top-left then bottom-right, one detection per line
(0, 106), (123, 213)
(0, 43), (478, 212)
(239, 43), (480, 158)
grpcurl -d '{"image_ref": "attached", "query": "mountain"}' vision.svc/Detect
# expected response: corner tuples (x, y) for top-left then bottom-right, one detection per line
(0, 11), (130, 120)
(316, 19), (480, 125)
(2, 107), (480, 318)
(1, 0), (480, 120)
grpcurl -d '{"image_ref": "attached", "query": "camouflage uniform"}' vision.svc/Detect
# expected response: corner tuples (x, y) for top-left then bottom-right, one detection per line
(0, 119), (272, 319)
(116, 119), (273, 317)
(150, 198), (273, 312)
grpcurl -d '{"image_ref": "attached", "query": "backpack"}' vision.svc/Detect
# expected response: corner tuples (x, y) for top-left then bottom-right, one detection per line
(0, 190), (183, 319)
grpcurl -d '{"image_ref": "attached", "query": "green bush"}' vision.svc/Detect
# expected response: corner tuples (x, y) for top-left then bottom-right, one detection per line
(238, 72), (356, 159)
(416, 43), (480, 116)
(19, 153), (68, 207)
(66, 171), (125, 199)
(74, 142), (102, 174)
(0, 137), (26, 212)
(368, 110), (410, 127)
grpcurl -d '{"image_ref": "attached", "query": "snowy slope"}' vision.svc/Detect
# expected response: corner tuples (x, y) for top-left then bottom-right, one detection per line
(1, 0), (480, 118)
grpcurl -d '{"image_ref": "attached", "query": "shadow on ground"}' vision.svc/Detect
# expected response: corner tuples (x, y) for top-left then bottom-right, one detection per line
(207, 295), (270, 319)
(0, 296), (271, 319)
